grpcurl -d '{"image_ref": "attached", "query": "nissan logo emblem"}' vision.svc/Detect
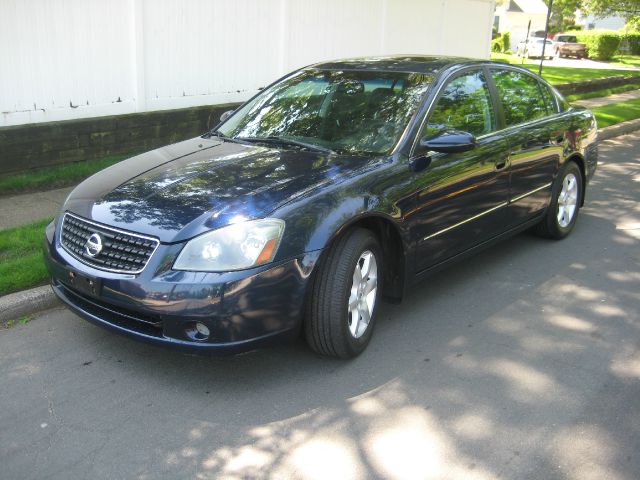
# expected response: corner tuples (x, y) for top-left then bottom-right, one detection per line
(85, 233), (103, 257)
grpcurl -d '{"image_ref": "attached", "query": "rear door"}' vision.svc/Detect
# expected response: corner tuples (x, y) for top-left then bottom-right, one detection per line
(488, 68), (564, 227)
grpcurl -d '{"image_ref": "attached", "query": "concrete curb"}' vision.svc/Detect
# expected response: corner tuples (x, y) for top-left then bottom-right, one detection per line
(597, 118), (640, 141)
(0, 285), (60, 324)
(1, 118), (639, 324)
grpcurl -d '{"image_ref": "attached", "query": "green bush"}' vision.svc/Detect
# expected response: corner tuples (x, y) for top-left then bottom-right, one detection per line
(502, 32), (510, 52)
(623, 31), (640, 55)
(491, 34), (504, 53)
(576, 30), (622, 60)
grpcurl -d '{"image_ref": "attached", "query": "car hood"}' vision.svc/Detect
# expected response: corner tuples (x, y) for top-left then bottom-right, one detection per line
(64, 136), (369, 243)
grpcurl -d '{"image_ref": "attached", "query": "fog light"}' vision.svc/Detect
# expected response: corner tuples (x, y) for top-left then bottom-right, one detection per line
(195, 322), (210, 337)
(185, 322), (211, 341)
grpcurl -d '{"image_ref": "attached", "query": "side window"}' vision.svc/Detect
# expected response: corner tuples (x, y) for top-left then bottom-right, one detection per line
(424, 70), (496, 138)
(491, 69), (548, 126)
(540, 82), (558, 114)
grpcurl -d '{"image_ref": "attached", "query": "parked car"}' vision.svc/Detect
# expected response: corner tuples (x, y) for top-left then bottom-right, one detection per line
(44, 56), (598, 358)
(516, 38), (554, 59)
(552, 33), (587, 58)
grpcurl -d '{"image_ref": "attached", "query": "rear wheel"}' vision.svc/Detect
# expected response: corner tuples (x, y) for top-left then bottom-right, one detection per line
(535, 161), (583, 239)
(305, 228), (382, 358)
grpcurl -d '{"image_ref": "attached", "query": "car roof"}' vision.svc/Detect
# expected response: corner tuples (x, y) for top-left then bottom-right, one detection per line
(309, 55), (480, 74)
(307, 55), (542, 83)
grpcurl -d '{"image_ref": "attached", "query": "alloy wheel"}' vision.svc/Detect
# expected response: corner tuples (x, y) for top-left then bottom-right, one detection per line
(347, 250), (378, 338)
(557, 172), (579, 227)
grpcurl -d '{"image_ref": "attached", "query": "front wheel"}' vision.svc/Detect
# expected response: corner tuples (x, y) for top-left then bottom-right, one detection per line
(305, 228), (382, 358)
(534, 161), (583, 239)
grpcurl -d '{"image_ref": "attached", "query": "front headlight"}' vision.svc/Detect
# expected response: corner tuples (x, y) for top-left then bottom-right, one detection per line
(173, 218), (285, 272)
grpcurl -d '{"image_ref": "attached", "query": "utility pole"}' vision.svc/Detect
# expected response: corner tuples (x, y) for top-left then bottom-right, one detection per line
(539, 0), (554, 76)
(522, 19), (531, 65)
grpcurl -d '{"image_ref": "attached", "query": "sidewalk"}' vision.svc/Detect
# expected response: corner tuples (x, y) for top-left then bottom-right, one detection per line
(0, 186), (73, 229)
(573, 88), (640, 108)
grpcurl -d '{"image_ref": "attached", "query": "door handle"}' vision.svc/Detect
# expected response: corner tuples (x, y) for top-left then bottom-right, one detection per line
(550, 131), (564, 144)
(409, 155), (432, 173)
(495, 159), (508, 171)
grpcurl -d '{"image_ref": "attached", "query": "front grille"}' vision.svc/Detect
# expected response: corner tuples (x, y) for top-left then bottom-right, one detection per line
(60, 213), (159, 274)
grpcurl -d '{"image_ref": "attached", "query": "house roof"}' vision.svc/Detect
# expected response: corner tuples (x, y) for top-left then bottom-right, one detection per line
(507, 0), (548, 14)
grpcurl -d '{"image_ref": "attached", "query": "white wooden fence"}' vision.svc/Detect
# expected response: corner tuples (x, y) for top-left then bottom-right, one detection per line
(0, 0), (495, 127)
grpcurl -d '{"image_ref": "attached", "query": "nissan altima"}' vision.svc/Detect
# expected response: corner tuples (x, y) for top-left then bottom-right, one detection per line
(44, 56), (598, 358)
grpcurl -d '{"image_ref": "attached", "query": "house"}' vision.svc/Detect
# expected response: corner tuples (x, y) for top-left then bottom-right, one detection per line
(575, 10), (625, 30)
(495, 0), (549, 50)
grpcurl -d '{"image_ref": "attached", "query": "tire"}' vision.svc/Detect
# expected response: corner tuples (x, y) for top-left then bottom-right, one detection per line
(534, 161), (583, 239)
(305, 228), (383, 358)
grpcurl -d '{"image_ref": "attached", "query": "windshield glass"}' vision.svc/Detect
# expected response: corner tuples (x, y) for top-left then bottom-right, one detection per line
(558, 36), (578, 43)
(217, 69), (433, 155)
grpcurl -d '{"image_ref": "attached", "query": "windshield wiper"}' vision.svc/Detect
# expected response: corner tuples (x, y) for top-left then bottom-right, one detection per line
(207, 130), (244, 144)
(237, 136), (335, 154)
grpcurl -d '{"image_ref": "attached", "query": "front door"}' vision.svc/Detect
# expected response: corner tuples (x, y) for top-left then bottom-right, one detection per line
(409, 69), (510, 273)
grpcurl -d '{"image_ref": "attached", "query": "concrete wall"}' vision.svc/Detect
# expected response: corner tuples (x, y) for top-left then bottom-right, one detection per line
(1, 0), (496, 128)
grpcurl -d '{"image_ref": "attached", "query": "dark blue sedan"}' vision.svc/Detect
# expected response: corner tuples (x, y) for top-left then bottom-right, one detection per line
(44, 56), (598, 358)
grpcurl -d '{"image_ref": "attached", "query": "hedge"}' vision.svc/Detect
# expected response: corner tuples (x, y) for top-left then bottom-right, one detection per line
(623, 31), (640, 55)
(576, 30), (622, 60)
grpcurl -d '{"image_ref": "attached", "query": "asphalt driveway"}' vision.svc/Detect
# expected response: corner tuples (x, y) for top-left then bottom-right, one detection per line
(1, 133), (639, 480)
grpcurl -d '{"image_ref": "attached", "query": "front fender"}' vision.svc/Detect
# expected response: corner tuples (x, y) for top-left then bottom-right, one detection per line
(272, 160), (412, 260)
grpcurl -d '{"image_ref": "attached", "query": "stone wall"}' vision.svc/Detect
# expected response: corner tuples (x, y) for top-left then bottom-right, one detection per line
(554, 75), (640, 96)
(0, 104), (238, 175)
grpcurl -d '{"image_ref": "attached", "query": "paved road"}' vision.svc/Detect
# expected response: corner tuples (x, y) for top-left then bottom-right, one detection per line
(1, 133), (639, 480)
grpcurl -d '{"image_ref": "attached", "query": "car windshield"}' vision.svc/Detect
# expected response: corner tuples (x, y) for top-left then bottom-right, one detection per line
(216, 69), (433, 155)
(558, 36), (578, 43)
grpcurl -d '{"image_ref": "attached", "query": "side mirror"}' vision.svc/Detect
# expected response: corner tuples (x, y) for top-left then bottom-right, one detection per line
(219, 110), (235, 123)
(419, 130), (477, 154)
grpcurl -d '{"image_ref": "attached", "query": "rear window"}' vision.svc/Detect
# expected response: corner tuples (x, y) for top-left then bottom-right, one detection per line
(557, 35), (578, 43)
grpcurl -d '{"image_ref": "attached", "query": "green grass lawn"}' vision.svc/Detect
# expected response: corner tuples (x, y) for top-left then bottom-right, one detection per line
(490, 53), (638, 84)
(607, 55), (640, 69)
(0, 153), (131, 197)
(0, 218), (52, 296)
(591, 97), (640, 128)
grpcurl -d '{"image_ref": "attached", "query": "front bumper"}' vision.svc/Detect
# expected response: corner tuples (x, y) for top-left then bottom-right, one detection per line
(44, 220), (320, 354)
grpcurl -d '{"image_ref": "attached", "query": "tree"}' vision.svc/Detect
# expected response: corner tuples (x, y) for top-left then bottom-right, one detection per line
(543, 0), (583, 32)
(581, 0), (640, 18)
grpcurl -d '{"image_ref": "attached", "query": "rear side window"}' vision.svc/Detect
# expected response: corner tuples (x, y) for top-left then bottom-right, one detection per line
(540, 83), (557, 114)
(491, 69), (548, 126)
